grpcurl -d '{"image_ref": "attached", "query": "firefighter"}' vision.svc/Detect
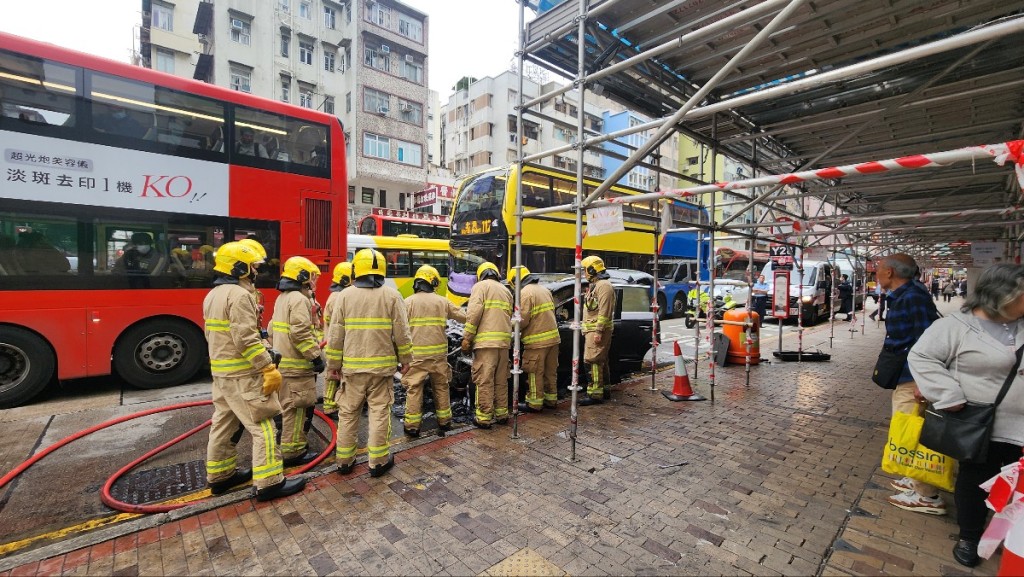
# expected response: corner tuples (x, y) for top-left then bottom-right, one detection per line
(461, 261), (513, 428)
(402, 265), (467, 437)
(270, 256), (326, 468)
(203, 241), (306, 502)
(325, 248), (412, 478)
(510, 266), (560, 412)
(580, 255), (615, 405)
(321, 262), (352, 419)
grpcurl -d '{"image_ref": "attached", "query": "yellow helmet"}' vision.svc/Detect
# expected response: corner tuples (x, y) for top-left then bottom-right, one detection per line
(414, 265), (441, 291)
(352, 248), (386, 279)
(507, 265), (532, 284)
(476, 261), (500, 281)
(213, 241), (263, 278)
(239, 238), (268, 261)
(581, 255), (607, 278)
(332, 262), (353, 286)
(281, 256), (320, 285)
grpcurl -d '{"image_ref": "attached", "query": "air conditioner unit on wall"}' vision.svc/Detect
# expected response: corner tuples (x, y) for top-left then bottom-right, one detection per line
(377, 105), (389, 115)
(380, 44), (390, 54)
(405, 54), (414, 63)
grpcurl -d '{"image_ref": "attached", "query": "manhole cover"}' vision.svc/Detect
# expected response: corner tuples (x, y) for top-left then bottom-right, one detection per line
(109, 460), (207, 505)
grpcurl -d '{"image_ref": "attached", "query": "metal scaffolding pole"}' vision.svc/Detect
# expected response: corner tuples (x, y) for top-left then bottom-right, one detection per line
(510, 0), (528, 441)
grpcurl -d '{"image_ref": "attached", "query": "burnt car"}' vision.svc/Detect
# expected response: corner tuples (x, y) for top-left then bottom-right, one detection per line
(546, 278), (656, 384)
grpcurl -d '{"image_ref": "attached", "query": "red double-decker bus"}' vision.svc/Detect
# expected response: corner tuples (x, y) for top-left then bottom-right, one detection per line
(357, 208), (450, 239)
(0, 32), (347, 407)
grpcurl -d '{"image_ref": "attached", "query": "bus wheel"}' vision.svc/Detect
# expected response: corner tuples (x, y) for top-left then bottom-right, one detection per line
(114, 320), (205, 390)
(0, 326), (55, 409)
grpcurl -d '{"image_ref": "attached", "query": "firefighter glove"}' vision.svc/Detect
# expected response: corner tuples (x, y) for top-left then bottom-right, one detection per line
(461, 338), (472, 353)
(261, 365), (283, 396)
(311, 355), (326, 374)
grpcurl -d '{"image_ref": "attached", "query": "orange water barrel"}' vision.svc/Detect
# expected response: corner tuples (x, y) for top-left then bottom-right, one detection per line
(723, 309), (760, 365)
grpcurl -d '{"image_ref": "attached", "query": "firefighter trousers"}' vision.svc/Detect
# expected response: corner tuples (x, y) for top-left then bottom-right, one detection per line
(322, 377), (342, 415)
(206, 374), (284, 490)
(401, 356), (452, 431)
(522, 345), (559, 409)
(472, 347), (509, 424)
(279, 374), (317, 459)
(336, 372), (393, 468)
(584, 330), (612, 399)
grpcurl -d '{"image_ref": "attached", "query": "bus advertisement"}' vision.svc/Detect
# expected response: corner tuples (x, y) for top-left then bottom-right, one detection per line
(447, 164), (708, 305)
(356, 208), (450, 239)
(0, 32), (347, 407)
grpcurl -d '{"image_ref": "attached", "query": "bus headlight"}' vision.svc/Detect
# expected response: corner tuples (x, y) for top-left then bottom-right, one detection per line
(801, 295), (813, 303)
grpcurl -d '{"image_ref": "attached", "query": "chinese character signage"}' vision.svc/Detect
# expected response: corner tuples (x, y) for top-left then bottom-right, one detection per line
(2, 132), (229, 216)
(413, 183), (456, 209)
(370, 206), (450, 225)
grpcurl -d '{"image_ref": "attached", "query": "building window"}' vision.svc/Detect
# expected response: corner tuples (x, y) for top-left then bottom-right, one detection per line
(154, 48), (175, 74)
(338, 50), (347, 73)
(323, 96), (335, 114)
(229, 65), (252, 93)
(402, 60), (423, 84)
(397, 99), (422, 125)
(397, 14), (422, 41)
(364, 133), (390, 159)
(280, 78), (290, 102)
(152, 1), (173, 31)
(279, 0), (290, 13)
(396, 140), (421, 166)
(361, 187), (374, 204)
(364, 46), (390, 73)
(230, 17), (251, 45)
(373, 4), (391, 27)
(300, 0), (311, 19)
(299, 40), (314, 65)
(379, 190), (387, 207)
(299, 87), (313, 108)
(346, 92), (351, 113)
(280, 33), (290, 57)
(324, 6), (337, 29)
(324, 49), (336, 72)
(348, 186), (355, 204)
(364, 88), (389, 114)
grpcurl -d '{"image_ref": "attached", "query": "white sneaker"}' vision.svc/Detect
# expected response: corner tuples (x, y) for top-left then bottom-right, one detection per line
(886, 490), (946, 515)
(890, 476), (914, 492)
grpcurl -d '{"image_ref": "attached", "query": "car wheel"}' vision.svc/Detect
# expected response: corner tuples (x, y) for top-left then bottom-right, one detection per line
(673, 295), (687, 318)
(0, 326), (55, 409)
(805, 306), (819, 326)
(113, 319), (206, 390)
(657, 293), (668, 320)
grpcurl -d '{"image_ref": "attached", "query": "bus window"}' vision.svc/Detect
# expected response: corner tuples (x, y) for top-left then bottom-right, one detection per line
(0, 51), (79, 135)
(0, 213), (75, 280)
(233, 221), (281, 289)
(521, 172), (551, 208)
(234, 106), (329, 178)
(381, 249), (411, 277)
(359, 218), (377, 235)
(455, 174), (504, 214)
(412, 250), (448, 276)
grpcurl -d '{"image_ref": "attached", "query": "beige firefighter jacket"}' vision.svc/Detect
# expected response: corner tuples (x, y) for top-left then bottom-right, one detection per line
(405, 291), (467, 360)
(519, 282), (561, 349)
(324, 285), (413, 375)
(203, 278), (274, 377)
(582, 278), (615, 335)
(271, 289), (322, 376)
(464, 278), (513, 349)
(323, 287), (344, 327)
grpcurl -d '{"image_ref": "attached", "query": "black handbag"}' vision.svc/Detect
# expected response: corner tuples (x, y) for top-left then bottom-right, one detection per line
(919, 343), (1023, 463)
(872, 346), (908, 390)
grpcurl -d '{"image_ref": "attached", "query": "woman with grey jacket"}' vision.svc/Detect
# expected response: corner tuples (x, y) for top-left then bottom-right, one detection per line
(908, 264), (1024, 568)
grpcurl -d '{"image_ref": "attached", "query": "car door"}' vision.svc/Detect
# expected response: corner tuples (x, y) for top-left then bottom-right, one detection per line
(613, 286), (654, 364)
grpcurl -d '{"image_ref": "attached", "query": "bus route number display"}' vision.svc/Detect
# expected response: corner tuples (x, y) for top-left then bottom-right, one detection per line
(459, 219), (492, 235)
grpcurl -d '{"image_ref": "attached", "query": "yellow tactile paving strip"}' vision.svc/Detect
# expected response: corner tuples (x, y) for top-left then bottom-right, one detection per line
(483, 547), (567, 576)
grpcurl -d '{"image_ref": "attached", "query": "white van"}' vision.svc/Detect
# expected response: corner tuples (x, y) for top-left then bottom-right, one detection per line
(760, 259), (835, 324)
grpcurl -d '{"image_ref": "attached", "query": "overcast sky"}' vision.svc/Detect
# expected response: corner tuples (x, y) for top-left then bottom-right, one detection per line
(0, 0), (534, 96)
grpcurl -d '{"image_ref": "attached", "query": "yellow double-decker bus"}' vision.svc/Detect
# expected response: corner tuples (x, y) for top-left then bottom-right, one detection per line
(346, 234), (454, 297)
(447, 164), (703, 304)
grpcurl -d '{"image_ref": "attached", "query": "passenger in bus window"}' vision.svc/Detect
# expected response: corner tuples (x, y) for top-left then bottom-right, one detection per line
(94, 103), (146, 139)
(263, 136), (289, 161)
(236, 127), (269, 158)
(13, 231), (69, 275)
(113, 232), (166, 279)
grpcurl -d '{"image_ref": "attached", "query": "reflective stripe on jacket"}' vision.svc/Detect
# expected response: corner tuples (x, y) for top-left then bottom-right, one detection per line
(203, 279), (273, 377)
(582, 279), (615, 334)
(325, 285), (413, 375)
(405, 291), (467, 360)
(271, 289), (321, 376)
(464, 278), (513, 349)
(519, 282), (561, 349)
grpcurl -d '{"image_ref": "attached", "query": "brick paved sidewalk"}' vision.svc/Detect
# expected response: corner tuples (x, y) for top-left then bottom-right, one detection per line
(0, 304), (1006, 576)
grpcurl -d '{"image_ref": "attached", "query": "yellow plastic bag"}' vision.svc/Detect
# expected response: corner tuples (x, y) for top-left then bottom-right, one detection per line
(882, 408), (956, 492)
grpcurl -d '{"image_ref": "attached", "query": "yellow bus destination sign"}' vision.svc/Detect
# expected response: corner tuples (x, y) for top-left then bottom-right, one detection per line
(459, 219), (493, 235)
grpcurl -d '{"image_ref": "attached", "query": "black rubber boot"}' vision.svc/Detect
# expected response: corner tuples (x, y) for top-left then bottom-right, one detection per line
(255, 477), (307, 502)
(336, 461), (355, 475)
(282, 450), (319, 468)
(578, 397), (602, 406)
(368, 454), (394, 478)
(208, 468), (252, 496)
(403, 426), (420, 438)
(518, 403), (542, 413)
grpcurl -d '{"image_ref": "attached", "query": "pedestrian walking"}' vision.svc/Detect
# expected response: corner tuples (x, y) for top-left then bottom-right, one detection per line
(942, 279), (956, 302)
(909, 264), (1024, 567)
(270, 256), (327, 468)
(876, 254), (943, 514)
(325, 248), (412, 478)
(931, 276), (940, 300)
(835, 274), (854, 321)
(202, 241), (306, 502)
(580, 256), (616, 405)
(461, 261), (513, 428)
(401, 265), (466, 436)
(321, 261), (352, 420)
(869, 283), (887, 321)
(510, 266), (561, 412)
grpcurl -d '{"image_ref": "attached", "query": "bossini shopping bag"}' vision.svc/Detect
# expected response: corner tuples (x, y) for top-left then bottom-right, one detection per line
(882, 408), (955, 492)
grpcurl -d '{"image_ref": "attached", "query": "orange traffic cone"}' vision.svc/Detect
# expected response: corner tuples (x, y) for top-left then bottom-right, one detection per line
(663, 340), (706, 402)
